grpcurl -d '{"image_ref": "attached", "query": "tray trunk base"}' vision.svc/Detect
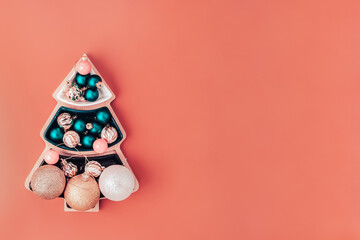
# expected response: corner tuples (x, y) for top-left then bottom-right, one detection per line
(64, 200), (99, 212)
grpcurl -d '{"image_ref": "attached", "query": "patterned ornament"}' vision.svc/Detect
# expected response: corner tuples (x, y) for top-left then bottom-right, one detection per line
(65, 85), (84, 102)
(85, 161), (104, 177)
(57, 113), (74, 130)
(101, 125), (118, 144)
(61, 158), (78, 177)
(63, 130), (80, 148)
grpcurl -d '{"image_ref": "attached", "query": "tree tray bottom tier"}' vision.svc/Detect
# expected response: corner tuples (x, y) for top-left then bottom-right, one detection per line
(28, 153), (123, 199)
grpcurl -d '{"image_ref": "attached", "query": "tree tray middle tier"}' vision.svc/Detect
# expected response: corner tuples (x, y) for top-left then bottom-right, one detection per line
(44, 106), (123, 152)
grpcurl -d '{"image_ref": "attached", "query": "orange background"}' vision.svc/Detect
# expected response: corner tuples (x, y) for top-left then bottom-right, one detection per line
(1, 0), (360, 239)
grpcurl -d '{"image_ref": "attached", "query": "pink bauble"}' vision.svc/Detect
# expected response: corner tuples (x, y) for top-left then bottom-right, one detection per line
(44, 149), (59, 164)
(76, 59), (91, 75)
(93, 139), (108, 153)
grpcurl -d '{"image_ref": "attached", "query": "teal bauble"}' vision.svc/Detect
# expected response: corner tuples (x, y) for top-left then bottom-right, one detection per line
(49, 128), (63, 142)
(73, 119), (86, 133)
(86, 75), (102, 89)
(90, 122), (102, 136)
(96, 110), (111, 124)
(82, 135), (96, 148)
(75, 73), (89, 87)
(84, 89), (99, 102)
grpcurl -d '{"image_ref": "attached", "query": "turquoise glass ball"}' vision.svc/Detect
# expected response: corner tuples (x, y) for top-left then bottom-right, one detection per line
(73, 119), (86, 133)
(87, 75), (102, 89)
(96, 110), (111, 124)
(90, 122), (102, 136)
(49, 128), (63, 142)
(82, 135), (96, 148)
(75, 73), (89, 87)
(84, 89), (99, 102)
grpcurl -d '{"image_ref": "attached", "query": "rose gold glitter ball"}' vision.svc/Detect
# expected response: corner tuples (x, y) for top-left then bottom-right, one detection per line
(64, 174), (100, 211)
(30, 165), (66, 200)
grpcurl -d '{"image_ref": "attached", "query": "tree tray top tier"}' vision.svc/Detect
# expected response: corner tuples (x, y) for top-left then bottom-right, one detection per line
(53, 53), (115, 109)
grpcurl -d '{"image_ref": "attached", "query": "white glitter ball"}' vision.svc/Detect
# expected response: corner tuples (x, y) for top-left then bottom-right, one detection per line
(99, 165), (135, 201)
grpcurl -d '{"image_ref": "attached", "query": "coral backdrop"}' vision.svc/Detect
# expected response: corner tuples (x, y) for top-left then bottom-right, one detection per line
(1, 0), (360, 239)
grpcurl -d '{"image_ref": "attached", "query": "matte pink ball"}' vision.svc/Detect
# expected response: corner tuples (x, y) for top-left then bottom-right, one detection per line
(44, 149), (59, 164)
(93, 139), (108, 153)
(76, 59), (91, 75)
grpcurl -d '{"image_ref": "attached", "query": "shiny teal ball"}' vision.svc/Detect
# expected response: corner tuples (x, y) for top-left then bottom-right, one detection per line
(73, 119), (86, 133)
(75, 73), (89, 87)
(96, 110), (111, 124)
(49, 128), (63, 142)
(84, 89), (99, 102)
(87, 75), (102, 89)
(82, 135), (96, 148)
(90, 122), (102, 136)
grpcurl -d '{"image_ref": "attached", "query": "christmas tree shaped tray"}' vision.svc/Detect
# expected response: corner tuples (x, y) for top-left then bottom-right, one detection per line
(25, 54), (139, 212)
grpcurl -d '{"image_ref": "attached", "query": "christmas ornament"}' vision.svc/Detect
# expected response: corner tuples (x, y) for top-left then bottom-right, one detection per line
(49, 128), (63, 142)
(86, 123), (93, 130)
(84, 89), (99, 102)
(31, 165), (66, 200)
(63, 130), (80, 148)
(76, 59), (91, 75)
(43, 149), (59, 164)
(73, 119), (86, 133)
(61, 158), (78, 177)
(96, 81), (103, 89)
(101, 125), (118, 144)
(64, 174), (100, 211)
(65, 85), (84, 102)
(57, 113), (74, 130)
(99, 165), (135, 201)
(82, 135), (96, 148)
(96, 109), (110, 124)
(89, 122), (102, 135)
(93, 139), (108, 153)
(75, 73), (89, 87)
(85, 161), (104, 177)
(87, 75), (102, 89)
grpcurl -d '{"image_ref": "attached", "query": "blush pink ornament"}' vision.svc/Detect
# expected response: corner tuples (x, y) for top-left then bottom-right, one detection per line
(44, 149), (59, 164)
(93, 139), (108, 153)
(76, 59), (91, 75)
